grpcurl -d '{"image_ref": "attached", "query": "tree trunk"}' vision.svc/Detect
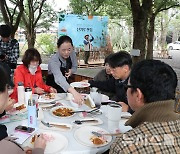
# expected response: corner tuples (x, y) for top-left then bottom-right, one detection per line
(132, 18), (147, 63)
(128, 25), (133, 48)
(130, 0), (152, 64)
(0, 0), (24, 38)
(172, 28), (178, 42)
(25, 27), (36, 48)
(159, 14), (168, 51)
(146, 14), (155, 59)
(0, 0), (9, 23)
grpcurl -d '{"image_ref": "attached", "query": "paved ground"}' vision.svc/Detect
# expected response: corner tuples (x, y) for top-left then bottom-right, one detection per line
(154, 49), (180, 90)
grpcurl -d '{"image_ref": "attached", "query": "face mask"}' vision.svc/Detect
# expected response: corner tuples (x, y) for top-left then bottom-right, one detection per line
(29, 65), (37, 75)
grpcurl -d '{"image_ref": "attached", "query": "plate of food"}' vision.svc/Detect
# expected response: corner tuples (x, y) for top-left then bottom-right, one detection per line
(38, 93), (61, 103)
(30, 132), (68, 154)
(74, 126), (112, 147)
(7, 104), (27, 115)
(50, 106), (76, 118)
(70, 82), (90, 88)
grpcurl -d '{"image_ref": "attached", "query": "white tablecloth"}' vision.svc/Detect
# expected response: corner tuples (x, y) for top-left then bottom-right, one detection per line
(5, 99), (131, 154)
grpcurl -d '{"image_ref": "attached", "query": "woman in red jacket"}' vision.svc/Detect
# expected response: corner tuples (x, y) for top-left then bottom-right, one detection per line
(10, 48), (57, 102)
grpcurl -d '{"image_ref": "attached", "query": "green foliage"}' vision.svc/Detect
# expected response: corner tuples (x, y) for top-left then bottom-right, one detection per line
(69, 0), (107, 15)
(21, 0), (57, 30)
(36, 34), (57, 55)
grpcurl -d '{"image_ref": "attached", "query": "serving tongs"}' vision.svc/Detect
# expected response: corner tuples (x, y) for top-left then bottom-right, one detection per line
(74, 119), (99, 125)
(70, 107), (100, 114)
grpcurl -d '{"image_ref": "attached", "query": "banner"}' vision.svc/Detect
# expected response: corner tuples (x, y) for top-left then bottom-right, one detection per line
(58, 14), (108, 49)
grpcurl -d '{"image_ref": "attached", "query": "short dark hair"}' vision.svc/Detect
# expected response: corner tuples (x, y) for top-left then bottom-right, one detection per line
(104, 53), (113, 65)
(130, 59), (177, 103)
(108, 51), (132, 68)
(84, 34), (89, 38)
(0, 65), (8, 93)
(22, 48), (42, 68)
(57, 35), (73, 48)
(0, 24), (12, 37)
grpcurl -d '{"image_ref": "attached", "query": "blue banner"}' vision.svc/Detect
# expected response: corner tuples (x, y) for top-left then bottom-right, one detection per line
(58, 14), (108, 49)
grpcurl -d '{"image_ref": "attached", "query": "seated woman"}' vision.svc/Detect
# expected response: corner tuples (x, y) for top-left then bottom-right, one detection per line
(47, 35), (83, 104)
(10, 48), (56, 102)
(0, 65), (46, 154)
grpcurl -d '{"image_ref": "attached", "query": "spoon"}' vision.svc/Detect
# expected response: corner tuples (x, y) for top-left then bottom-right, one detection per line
(74, 119), (98, 125)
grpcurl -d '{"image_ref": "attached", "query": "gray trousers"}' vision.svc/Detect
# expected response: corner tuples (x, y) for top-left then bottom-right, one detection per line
(84, 51), (90, 64)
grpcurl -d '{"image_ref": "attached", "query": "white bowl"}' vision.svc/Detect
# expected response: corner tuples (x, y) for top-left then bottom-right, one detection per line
(102, 94), (109, 102)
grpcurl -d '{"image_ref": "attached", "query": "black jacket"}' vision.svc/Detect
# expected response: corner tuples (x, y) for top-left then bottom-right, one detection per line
(0, 111), (8, 140)
(89, 78), (134, 114)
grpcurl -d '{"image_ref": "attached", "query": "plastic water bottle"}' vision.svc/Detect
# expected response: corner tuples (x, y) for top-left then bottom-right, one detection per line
(28, 99), (37, 128)
(17, 82), (25, 104)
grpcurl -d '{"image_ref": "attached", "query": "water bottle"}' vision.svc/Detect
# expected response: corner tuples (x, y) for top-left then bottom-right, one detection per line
(25, 87), (32, 107)
(17, 82), (25, 104)
(28, 99), (37, 128)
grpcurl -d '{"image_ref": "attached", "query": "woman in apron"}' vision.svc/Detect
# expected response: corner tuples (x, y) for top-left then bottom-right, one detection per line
(47, 35), (83, 104)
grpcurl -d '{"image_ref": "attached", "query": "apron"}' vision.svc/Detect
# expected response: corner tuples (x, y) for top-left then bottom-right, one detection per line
(46, 57), (72, 93)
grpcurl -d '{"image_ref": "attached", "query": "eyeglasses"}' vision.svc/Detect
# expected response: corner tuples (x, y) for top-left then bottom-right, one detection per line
(123, 84), (136, 91)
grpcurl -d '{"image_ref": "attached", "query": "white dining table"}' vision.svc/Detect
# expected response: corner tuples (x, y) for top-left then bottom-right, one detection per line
(5, 95), (131, 154)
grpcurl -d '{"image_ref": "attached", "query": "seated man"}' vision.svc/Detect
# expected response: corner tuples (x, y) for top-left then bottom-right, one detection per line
(88, 51), (134, 114)
(110, 60), (180, 153)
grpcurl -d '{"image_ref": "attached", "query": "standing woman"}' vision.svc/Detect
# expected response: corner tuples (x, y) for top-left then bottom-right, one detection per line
(47, 35), (83, 104)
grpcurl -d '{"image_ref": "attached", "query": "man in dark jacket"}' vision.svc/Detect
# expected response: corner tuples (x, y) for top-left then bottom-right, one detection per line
(89, 51), (134, 114)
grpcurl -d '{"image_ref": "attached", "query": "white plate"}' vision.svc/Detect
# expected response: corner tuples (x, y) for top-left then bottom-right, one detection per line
(74, 126), (112, 147)
(50, 106), (76, 118)
(72, 118), (103, 126)
(29, 132), (68, 154)
(101, 94), (109, 102)
(70, 82), (90, 88)
(39, 103), (55, 108)
(38, 93), (62, 103)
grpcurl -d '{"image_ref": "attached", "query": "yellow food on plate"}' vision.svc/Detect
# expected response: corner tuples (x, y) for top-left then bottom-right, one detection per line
(53, 107), (74, 117)
(90, 136), (107, 145)
(31, 135), (36, 144)
(16, 104), (26, 111)
(44, 93), (55, 99)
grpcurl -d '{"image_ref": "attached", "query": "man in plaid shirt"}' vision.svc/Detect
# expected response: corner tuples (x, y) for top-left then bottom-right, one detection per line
(110, 60), (180, 153)
(0, 24), (19, 72)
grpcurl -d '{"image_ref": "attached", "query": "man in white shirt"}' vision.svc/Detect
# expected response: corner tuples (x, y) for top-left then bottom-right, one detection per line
(83, 34), (94, 64)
